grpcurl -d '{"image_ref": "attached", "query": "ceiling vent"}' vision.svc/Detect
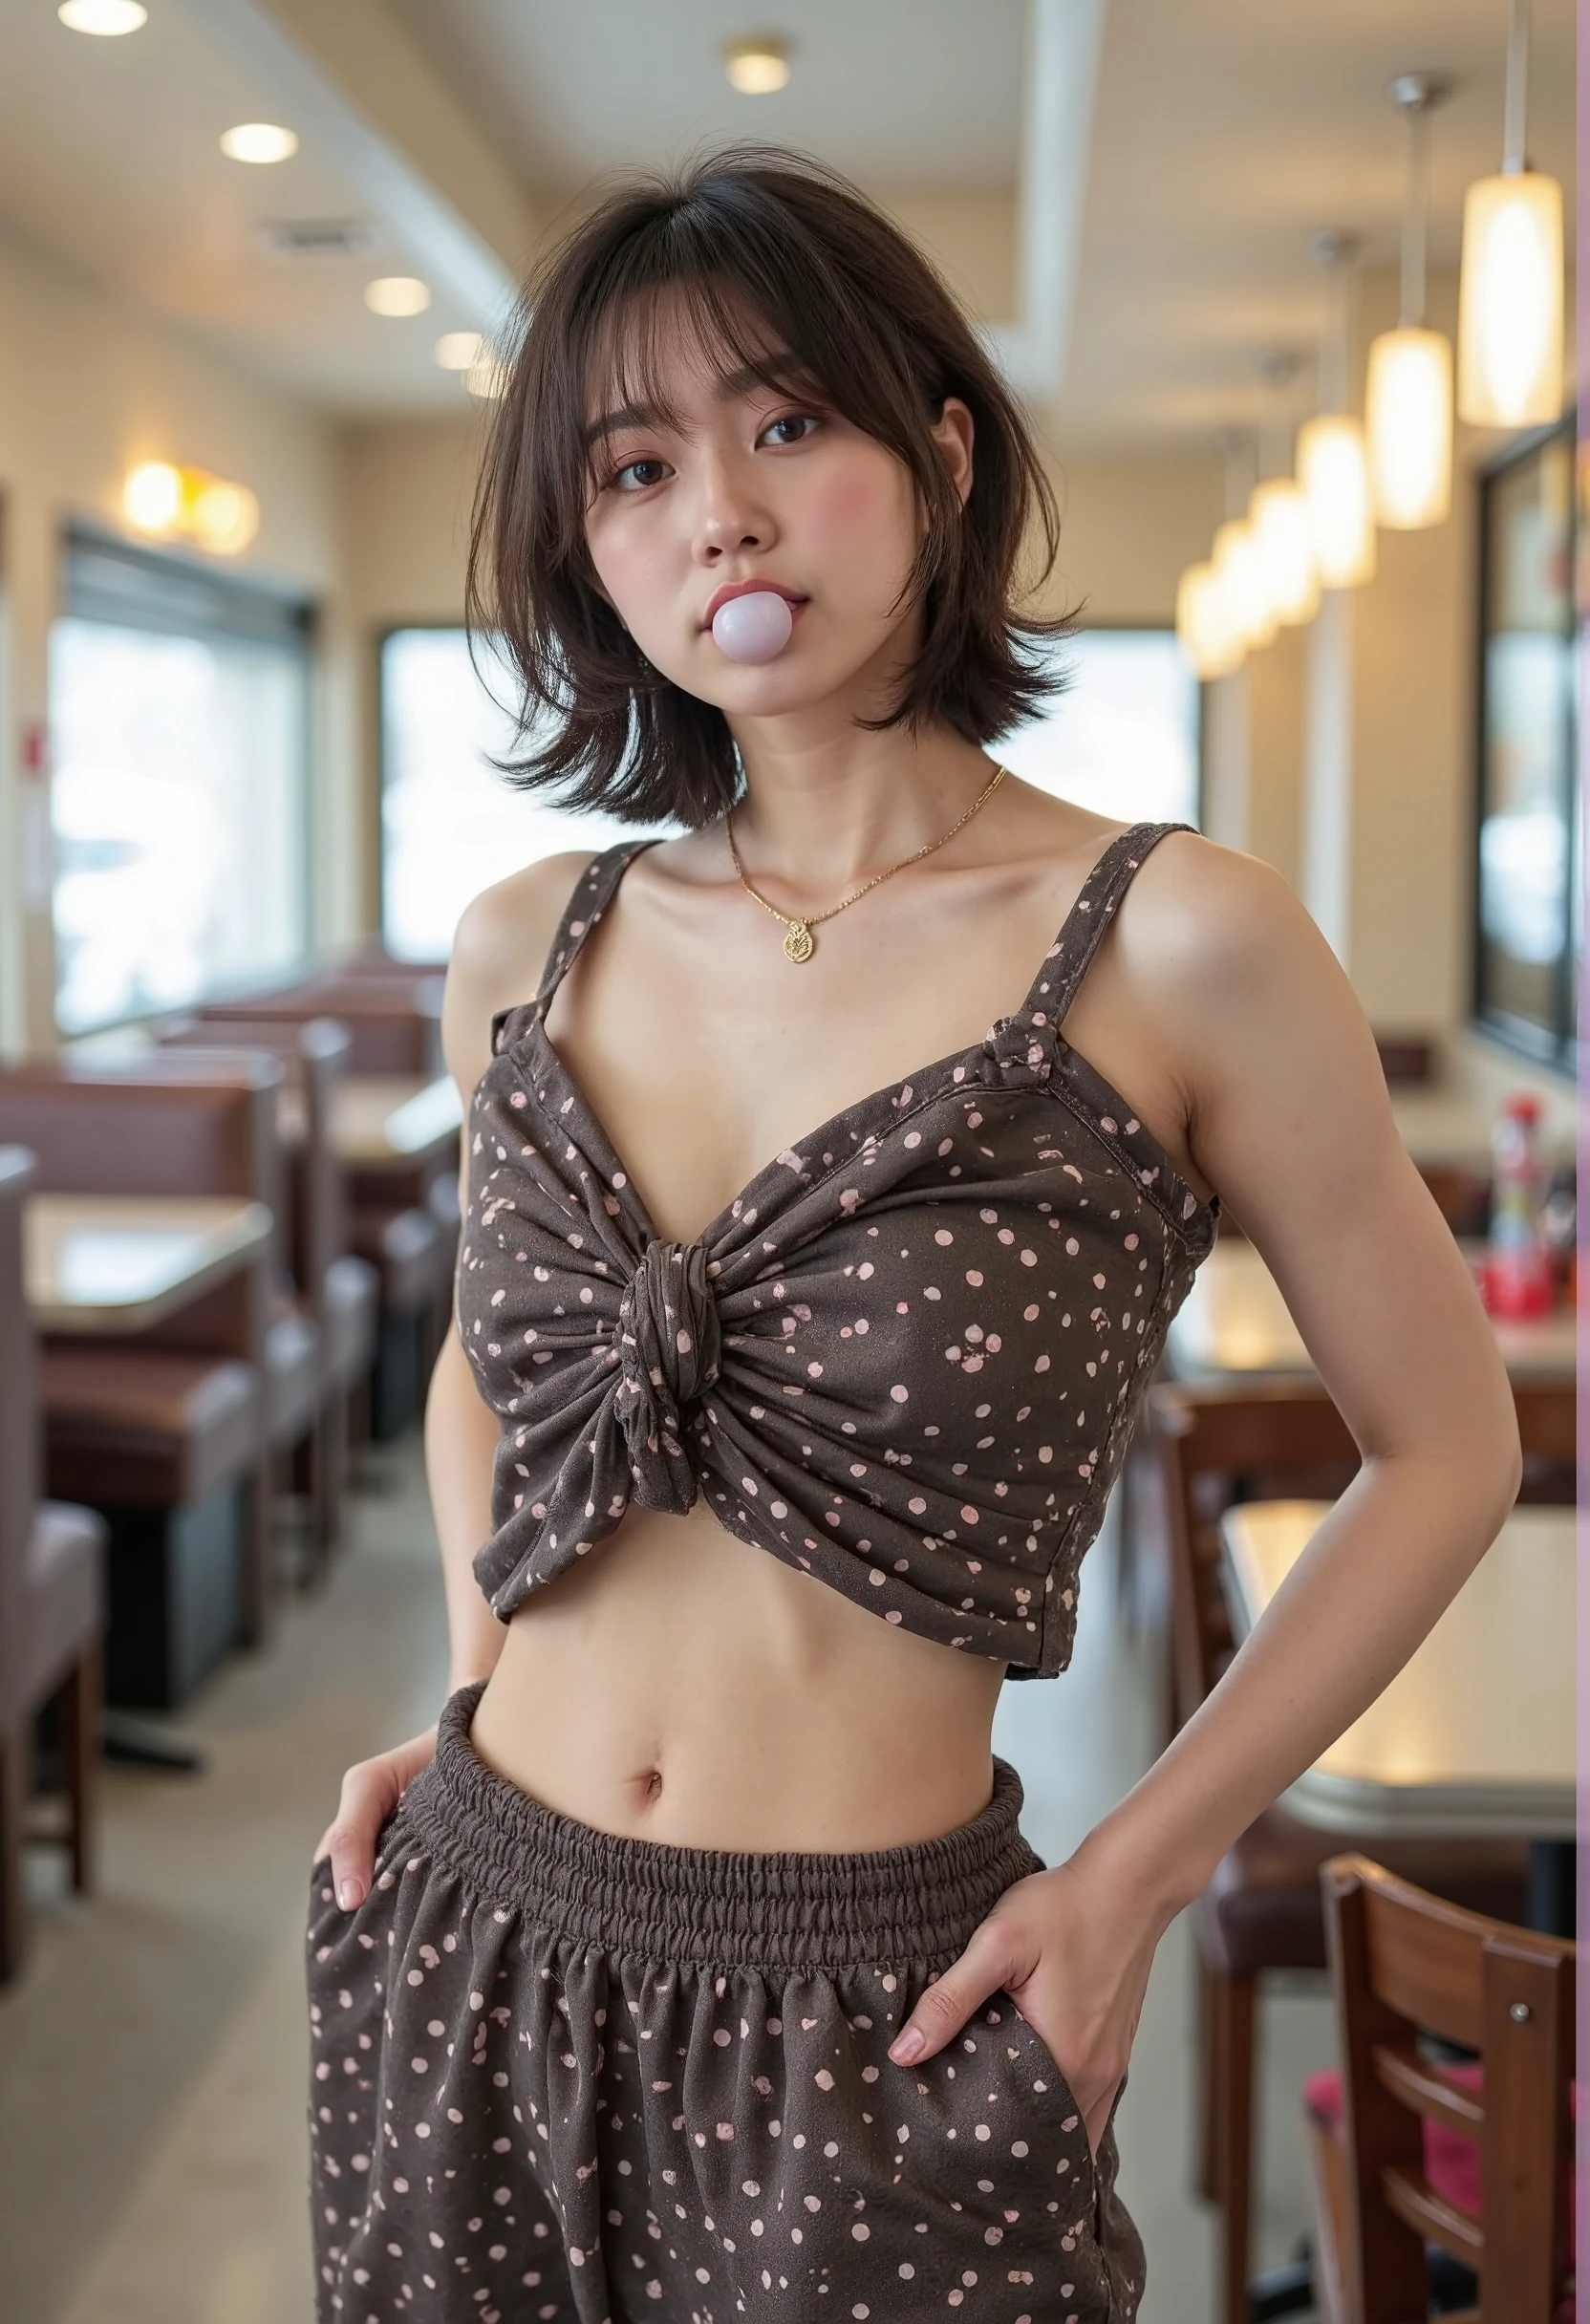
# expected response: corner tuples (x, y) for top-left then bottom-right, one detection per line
(256, 217), (380, 261)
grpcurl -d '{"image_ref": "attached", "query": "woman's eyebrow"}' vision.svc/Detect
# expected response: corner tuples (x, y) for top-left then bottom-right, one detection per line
(583, 353), (818, 447)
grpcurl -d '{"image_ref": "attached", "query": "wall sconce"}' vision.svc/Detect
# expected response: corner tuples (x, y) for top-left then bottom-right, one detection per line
(1458, 0), (1563, 427)
(123, 462), (260, 555)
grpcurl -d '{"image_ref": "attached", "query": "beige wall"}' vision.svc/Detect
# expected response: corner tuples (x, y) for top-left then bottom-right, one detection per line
(338, 413), (487, 924)
(0, 224), (355, 1056)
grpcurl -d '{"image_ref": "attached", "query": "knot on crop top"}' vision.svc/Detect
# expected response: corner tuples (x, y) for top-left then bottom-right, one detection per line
(458, 820), (1218, 1679)
(615, 1238), (721, 1510)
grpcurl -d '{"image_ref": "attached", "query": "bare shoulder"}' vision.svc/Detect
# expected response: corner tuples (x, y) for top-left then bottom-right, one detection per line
(440, 850), (598, 1100)
(1111, 828), (1384, 1113)
(1111, 828), (1311, 990)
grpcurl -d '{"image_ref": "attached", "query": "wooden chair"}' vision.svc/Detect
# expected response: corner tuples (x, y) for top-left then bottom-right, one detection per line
(0, 1148), (106, 1981)
(1149, 1379), (1539, 2324)
(1308, 1853), (1575, 2324)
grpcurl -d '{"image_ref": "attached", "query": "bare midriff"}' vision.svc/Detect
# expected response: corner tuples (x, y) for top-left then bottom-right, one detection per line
(468, 1499), (1006, 1854)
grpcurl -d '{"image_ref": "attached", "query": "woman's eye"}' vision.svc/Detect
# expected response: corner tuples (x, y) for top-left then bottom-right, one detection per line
(761, 413), (820, 447)
(612, 457), (670, 492)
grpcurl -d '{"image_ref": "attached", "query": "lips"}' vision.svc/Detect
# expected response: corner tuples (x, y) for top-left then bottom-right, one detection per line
(701, 579), (806, 629)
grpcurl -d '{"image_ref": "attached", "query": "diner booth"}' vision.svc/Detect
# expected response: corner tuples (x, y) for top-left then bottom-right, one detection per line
(0, 2), (1576, 2319)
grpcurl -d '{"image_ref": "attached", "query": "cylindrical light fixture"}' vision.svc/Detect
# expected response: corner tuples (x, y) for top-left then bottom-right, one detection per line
(1366, 328), (1453, 528)
(1365, 74), (1453, 530)
(1457, 0), (1563, 426)
(1248, 476), (1321, 626)
(1175, 561), (1244, 679)
(1297, 413), (1377, 586)
(1213, 518), (1278, 653)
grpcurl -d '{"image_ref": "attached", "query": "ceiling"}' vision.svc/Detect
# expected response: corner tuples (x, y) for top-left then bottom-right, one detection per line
(1064, 0), (1577, 443)
(0, 0), (1576, 443)
(383, 0), (1028, 195)
(0, 0), (507, 413)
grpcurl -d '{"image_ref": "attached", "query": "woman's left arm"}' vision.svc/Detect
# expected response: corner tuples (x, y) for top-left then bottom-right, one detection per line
(887, 837), (1523, 2147)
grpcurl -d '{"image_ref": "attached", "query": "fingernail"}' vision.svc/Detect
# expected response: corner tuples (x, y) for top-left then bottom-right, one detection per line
(338, 1879), (364, 1911)
(890, 2029), (924, 2065)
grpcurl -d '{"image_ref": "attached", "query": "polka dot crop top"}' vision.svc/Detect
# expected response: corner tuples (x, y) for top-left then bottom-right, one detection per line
(459, 821), (1217, 1678)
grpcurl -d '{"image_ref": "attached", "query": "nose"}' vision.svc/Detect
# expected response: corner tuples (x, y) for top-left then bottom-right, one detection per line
(691, 450), (776, 566)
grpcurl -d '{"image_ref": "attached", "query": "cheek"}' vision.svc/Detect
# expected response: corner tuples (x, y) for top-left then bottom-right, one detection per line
(799, 457), (917, 581)
(585, 514), (677, 638)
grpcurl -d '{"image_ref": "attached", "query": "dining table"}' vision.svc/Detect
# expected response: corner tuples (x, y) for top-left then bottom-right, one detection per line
(24, 1192), (274, 1333)
(1167, 1236), (1577, 1386)
(1220, 1497), (1576, 1931)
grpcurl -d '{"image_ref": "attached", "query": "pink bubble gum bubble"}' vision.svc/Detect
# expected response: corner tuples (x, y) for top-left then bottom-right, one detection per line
(711, 590), (794, 663)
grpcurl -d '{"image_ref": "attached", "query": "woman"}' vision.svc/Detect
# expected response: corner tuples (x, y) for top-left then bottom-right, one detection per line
(308, 151), (1519, 2324)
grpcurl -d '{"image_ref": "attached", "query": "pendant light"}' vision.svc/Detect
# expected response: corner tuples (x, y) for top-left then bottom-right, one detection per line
(1458, 0), (1563, 426)
(1365, 75), (1453, 530)
(1247, 356), (1320, 627)
(1175, 559), (1244, 680)
(1296, 231), (1377, 587)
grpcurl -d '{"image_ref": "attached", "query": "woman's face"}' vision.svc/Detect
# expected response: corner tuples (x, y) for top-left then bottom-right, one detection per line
(582, 310), (973, 723)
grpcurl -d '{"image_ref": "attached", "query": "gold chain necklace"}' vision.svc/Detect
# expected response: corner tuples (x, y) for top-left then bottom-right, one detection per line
(725, 762), (1007, 964)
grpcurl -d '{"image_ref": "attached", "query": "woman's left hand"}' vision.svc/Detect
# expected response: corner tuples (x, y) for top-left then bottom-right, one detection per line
(885, 1845), (1165, 2157)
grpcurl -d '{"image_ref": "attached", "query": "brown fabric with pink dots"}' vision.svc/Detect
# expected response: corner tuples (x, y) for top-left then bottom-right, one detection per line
(460, 821), (1215, 1676)
(308, 1682), (1144, 2322)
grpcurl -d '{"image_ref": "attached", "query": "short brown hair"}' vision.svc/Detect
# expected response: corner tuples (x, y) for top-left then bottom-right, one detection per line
(468, 147), (1070, 828)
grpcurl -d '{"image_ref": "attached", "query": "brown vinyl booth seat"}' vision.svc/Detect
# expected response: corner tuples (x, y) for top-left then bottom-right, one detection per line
(194, 982), (453, 1436)
(157, 1017), (380, 1572)
(0, 1061), (290, 1710)
(1147, 1379), (1540, 2324)
(196, 975), (443, 1076)
(1308, 1856), (1575, 2324)
(0, 1148), (106, 1982)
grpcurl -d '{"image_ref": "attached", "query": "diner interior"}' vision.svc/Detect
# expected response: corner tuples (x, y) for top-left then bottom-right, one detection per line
(0, 2), (1579, 2318)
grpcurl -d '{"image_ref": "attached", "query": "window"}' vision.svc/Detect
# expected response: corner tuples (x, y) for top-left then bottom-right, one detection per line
(50, 531), (312, 1035)
(995, 628), (1202, 829)
(379, 627), (672, 963)
(378, 623), (1201, 966)
(1474, 422), (1579, 1070)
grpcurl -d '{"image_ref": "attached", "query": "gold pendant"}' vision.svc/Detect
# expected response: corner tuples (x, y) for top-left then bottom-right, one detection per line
(783, 921), (815, 964)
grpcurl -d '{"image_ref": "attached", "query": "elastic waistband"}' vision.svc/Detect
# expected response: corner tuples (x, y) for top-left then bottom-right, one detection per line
(398, 1684), (1042, 1973)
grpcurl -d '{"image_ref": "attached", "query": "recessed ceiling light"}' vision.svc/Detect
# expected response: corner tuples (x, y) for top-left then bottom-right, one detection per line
(435, 331), (483, 371)
(58, 0), (147, 32)
(465, 351), (508, 400)
(723, 35), (791, 95)
(364, 276), (431, 318)
(221, 122), (299, 165)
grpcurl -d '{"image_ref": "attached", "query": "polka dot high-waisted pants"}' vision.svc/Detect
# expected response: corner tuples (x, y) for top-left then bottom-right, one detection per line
(307, 1686), (1144, 2323)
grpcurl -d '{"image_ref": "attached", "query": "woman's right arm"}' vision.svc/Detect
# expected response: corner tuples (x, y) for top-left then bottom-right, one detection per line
(313, 852), (595, 1910)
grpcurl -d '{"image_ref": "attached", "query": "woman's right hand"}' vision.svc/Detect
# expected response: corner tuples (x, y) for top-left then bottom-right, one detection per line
(314, 1726), (439, 1911)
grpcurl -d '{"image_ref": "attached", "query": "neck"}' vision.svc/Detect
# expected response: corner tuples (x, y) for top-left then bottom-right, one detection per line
(727, 711), (999, 896)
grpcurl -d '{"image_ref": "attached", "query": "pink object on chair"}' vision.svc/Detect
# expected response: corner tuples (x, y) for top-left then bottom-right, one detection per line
(1305, 2060), (1579, 2300)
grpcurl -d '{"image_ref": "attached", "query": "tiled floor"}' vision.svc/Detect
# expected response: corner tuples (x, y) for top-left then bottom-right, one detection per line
(0, 1440), (1335, 2322)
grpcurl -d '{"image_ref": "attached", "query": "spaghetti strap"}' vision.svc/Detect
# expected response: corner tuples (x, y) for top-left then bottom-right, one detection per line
(1018, 821), (1196, 1029)
(532, 841), (660, 1021)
